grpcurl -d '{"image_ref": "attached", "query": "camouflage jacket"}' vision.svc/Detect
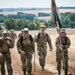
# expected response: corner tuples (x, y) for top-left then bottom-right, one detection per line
(35, 32), (53, 49)
(17, 35), (35, 55)
(0, 33), (2, 37)
(55, 36), (71, 52)
(9, 33), (17, 40)
(18, 33), (23, 38)
(0, 37), (14, 53)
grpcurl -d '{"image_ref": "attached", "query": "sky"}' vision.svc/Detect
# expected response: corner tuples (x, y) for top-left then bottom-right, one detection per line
(0, 0), (75, 8)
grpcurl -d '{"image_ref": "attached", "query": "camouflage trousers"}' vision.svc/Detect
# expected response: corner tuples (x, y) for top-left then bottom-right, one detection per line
(37, 47), (47, 67)
(56, 51), (68, 71)
(0, 52), (13, 75)
(20, 53), (32, 74)
(12, 39), (15, 45)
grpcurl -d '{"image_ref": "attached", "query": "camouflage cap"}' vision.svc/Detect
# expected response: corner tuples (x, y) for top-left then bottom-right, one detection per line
(23, 28), (29, 34)
(21, 29), (24, 32)
(2, 30), (7, 35)
(59, 29), (66, 33)
(40, 25), (46, 28)
(40, 23), (46, 28)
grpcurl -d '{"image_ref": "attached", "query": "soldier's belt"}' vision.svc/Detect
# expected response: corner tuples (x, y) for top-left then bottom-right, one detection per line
(2, 52), (9, 54)
(59, 49), (66, 53)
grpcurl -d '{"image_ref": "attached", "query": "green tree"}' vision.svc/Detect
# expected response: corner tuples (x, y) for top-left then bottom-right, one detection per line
(4, 18), (16, 30)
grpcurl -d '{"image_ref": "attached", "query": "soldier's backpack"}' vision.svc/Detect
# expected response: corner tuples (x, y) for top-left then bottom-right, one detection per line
(20, 35), (33, 46)
(37, 32), (48, 39)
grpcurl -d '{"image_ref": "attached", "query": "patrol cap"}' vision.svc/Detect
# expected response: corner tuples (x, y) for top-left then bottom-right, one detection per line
(21, 29), (24, 32)
(40, 25), (46, 28)
(23, 28), (29, 34)
(59, 29), (66, 33)
(10, 29), (14, 32)
(2, 30), (8, 36)
(40, 23), (46, 28)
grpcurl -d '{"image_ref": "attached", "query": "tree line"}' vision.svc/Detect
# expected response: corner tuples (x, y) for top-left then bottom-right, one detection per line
(0, 12), (75, 30)
(48, 12), (75, 28)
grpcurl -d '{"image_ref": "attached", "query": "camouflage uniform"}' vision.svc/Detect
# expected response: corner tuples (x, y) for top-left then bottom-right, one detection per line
(0, 30), (2, 37)
(0, 32), (2, 37)
(18, 29), (24, 38)
(9, 31), (17, 44)
(18, 33), (23, 38)
(35, 32), (52, 70)
(55, 29), (71, 75)
(0, 32), (14, 75)
(17, 28), (34, 75)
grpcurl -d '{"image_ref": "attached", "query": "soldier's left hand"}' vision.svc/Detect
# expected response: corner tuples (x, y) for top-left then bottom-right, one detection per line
(7, 40), (11, 45)
(0, 53), (3, 59)
(60, 44), (64, 48)
(49, 48), (52, 52)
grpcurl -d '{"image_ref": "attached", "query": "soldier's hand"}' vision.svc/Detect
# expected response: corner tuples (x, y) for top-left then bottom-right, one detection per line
(0, 53), (3, 59)
(7, 40), (11, 45)
(49, 48), (52, 52)
(20, 51), (25, 55)
(60, 44), (64, 48)
(34, 37), (36, 42)
(59, 44), (64, 50)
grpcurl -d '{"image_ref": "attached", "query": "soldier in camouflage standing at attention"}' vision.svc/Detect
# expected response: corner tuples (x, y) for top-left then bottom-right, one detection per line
(17, 28), (35, 75)
(55, 29), (71, 75)
(34, 23), (53, 71)
(0, 30), (14, 75)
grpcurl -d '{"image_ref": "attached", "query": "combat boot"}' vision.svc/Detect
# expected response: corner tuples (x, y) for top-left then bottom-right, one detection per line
(23, 69), (26, 75)
(28, 73), (32, 75)
(42, 66), (44, 71)
(64, 69), (68, 75)
(58, 70), (61, 75)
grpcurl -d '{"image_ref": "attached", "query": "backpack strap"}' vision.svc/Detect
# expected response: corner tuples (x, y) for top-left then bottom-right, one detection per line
(29, 34), (33, 43)
(64, 36), (67, 45)
(20, 36), (23, 46)
(61, 36), (67, 46)
(37, 33), (48, 39)
(37, 33), (41, 39)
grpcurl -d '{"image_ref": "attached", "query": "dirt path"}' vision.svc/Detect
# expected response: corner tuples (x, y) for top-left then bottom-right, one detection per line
(10, 48), (57, 75)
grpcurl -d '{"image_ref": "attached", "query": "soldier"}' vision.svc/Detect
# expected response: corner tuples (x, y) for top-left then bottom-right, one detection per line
(9, 29), (17, 44)
(18, 29), (24, 38)
(0, 30), (2, 37)
(34, 24), (53, 71)
(17, 28), (35, 75)
(0, 30), (14, 75)
(55, 29), (71, 75)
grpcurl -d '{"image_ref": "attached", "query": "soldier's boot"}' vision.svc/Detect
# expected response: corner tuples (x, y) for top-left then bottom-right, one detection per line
(8, 74), (13, 75)
(1, 74), (5, 75)
(1, 65), (5, 75)
(58, 70), (61, 75)
(28, 73), (32, 75)
(23, 71), (26, 75)
(65, 69), (68, 75)
(42, 66), (44, 71)
(23, 69), (26, 75)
